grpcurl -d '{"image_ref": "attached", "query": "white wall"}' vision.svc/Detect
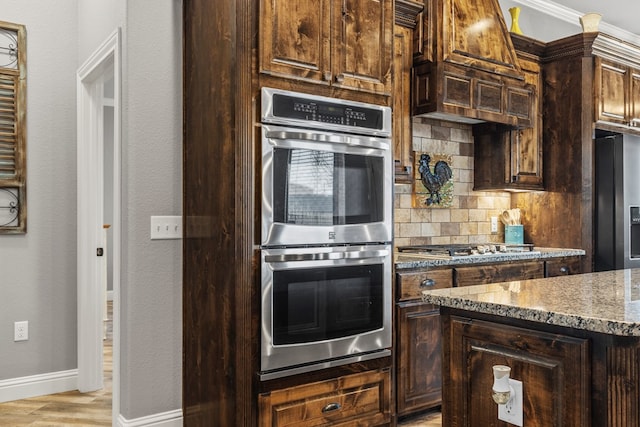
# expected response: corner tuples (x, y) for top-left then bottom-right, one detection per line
(0, 0), (183, 422)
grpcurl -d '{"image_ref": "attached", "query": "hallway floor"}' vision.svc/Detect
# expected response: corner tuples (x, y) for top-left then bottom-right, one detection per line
(0, 302), (112, 426)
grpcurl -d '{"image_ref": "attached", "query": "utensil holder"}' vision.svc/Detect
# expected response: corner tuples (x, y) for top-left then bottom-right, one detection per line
(505, 225), (524, 245)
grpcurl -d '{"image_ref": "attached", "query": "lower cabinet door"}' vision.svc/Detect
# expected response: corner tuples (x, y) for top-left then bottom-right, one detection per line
(445, 316), (590, 427)
(396, 301), (442, 416)
(259, 368), (391, 427)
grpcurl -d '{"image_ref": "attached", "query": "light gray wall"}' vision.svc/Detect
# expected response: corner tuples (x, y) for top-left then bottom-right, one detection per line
(77, 0), (123, 64)
(0, 0), (183, 422)
(498, 0), (582, 41)
(118, 0), (183, 419)
(0, 0), (79, 380)
(77, 0), (184, 420)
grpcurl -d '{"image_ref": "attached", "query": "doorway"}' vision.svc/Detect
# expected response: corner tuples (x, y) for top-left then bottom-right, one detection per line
(77, 29), (121, 421)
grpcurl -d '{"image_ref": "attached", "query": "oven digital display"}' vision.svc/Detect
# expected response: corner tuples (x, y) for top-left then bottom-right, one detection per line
(319, 104), (344, 116)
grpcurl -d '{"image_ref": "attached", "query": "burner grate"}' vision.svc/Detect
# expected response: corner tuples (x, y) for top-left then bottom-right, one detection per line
(397, 243), (535, 257)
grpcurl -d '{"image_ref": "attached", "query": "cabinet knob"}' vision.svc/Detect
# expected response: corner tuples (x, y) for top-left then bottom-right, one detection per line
(323, 71), (332, 81)
(335, 73), (345, 83)
(420, 278), (436, 288)
(321, 402), (342, 413)
(559, 266), (569, 274)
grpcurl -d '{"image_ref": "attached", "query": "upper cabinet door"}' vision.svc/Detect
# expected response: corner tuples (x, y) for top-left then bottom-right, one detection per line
(630, 68), (640, 128)
(259, 0), (392, 97)
(595, 58), (629, 127)
(332, 0), (393, 95)
(259, 0), (332, 85)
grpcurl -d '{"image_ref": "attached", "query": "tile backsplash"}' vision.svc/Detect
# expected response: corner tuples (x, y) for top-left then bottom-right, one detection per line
(394, 117), (511, 247)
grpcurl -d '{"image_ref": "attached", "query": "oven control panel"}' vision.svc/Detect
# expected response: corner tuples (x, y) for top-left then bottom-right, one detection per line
(261, 87), (391, 135)
(274, 93), (382, 129)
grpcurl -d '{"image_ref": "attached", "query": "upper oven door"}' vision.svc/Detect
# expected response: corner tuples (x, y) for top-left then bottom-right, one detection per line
(261, 124), (393, 247)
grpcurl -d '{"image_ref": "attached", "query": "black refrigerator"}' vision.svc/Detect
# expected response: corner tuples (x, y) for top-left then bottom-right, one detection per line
(594, 131), (640, 271)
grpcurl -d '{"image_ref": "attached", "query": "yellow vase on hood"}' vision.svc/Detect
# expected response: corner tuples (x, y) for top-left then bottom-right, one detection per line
(509, 7), (523, 35)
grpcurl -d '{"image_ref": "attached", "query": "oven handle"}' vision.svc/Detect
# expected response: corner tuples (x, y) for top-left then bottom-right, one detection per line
(264, 248), (389, 263)
(264, 130), (389, 150)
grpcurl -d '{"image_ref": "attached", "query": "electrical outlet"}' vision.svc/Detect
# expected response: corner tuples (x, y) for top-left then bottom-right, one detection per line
(14, 321), (28, 342)
(498, 378), (523, 426)
(150, 216), (182, 240)
(491, 216), (499, 234)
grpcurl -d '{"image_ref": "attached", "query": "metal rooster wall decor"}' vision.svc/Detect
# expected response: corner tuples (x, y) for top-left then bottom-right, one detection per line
(413, 153), (453, 208)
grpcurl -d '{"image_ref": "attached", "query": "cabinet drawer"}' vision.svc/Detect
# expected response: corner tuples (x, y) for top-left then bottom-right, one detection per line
(454, 261), (544, 287)
(397, 269), (453, 301)
(545, 257), (582, 277)
(259, 369), (391, 427)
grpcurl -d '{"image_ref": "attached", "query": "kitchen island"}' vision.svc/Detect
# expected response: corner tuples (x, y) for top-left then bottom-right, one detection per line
(392, 246), (585, 418)
(422, 268), (640, 426)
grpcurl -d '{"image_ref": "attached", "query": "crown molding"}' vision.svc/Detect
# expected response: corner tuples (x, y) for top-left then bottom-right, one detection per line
(593, 33), (640, 69)
(510, 0), (640, 46)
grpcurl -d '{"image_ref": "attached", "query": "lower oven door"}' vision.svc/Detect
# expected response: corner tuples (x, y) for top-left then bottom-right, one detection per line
(260, 244), (392, 380)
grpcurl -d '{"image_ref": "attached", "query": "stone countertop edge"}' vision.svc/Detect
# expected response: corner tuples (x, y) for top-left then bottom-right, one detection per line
(422, 269), (640, 337)
(395, 247), (586, 270)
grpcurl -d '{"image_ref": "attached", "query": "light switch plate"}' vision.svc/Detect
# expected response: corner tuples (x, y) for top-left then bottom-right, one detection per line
(498, 378), (523, 426)
(150, 216), (182, 240)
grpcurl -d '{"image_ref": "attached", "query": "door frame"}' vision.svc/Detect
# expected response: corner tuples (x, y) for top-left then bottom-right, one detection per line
(76, 28), (121, 419)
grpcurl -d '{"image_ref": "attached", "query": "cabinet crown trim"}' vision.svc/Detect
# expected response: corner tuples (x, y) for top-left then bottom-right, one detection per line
(593, 32), (640, 69)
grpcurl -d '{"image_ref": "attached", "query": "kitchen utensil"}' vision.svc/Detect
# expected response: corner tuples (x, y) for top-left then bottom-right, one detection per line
(501, 209), (522, 226)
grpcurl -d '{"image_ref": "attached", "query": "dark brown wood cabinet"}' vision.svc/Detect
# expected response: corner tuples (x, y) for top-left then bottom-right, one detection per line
(511, 33), (640, 273)
(595, 57), (640, 129)
(259, 0), (393, 96)
(473, 35), (544, 191)
(444, 315), (590, 426)
(259, 369), (392, 427)
(393, 0), (423, 183)
(454, 260), (545, 287)
(396, 302), (443, 416)
(395, 268), (452, 416)
(545, 256), (582, 277)
(184, 1), (396, 426)
(394, 256), (582, 419)
(412, 0), (534, 127)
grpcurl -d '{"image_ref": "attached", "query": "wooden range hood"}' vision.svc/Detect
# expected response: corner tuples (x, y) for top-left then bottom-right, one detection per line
(413, 0), (534, 127)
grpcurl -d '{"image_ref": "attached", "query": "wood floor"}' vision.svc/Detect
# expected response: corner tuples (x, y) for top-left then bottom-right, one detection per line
(398, 409), (442, 426)
(0, 302), (112, 426)
(0, 302), (443, 426)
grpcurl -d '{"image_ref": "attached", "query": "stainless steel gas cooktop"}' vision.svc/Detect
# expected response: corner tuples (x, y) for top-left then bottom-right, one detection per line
(396, 243), (537, 259)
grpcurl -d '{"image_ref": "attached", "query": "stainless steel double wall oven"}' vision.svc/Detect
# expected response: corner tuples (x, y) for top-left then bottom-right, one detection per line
(259, 88), (393, 380)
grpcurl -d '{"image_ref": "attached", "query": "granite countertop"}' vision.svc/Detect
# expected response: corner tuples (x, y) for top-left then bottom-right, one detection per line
(422, 269), (640, 336)
(395, 247), (585, 270)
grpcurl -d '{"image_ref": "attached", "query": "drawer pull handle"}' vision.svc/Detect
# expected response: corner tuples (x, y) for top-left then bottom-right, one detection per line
(559, 266), (569, 274)
(322, 402), (342, 413)
(420, 278), (436, 288)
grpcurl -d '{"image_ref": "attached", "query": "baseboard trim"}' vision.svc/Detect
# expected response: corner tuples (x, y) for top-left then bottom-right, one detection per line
(116, 409), (183, 427)
(0, 369), (78, 403)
